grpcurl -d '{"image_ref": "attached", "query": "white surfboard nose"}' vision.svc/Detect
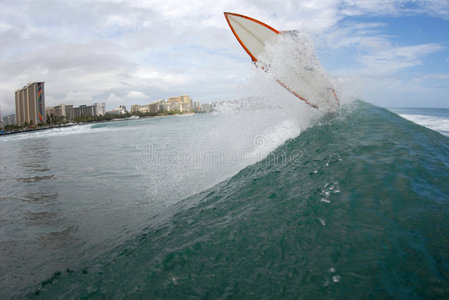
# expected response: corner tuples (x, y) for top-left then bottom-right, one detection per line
(224, 12), (279, 62)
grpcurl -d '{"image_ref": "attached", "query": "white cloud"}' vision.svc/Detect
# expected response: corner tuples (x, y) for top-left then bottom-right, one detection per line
(357, 43), (444, 76)
(105, 93), (124, 108)
(424, 73), (449, 80)
(127, 91), (147, 99)
(340, 0), (449, 19)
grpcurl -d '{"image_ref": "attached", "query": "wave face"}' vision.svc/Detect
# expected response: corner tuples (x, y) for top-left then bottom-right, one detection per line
(0, 100), (314, 299)
(32, 101), (449, 299)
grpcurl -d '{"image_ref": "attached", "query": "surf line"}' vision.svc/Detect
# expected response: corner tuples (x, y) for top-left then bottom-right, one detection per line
(224, 12), (339, 110)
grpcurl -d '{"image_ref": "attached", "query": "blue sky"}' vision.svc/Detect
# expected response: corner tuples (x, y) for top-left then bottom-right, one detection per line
(0, 0), (448, 116)
(317, 11), (448, 108)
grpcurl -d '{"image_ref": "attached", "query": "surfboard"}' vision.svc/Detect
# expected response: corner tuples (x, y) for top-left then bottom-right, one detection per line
(224, 12), (339, 110)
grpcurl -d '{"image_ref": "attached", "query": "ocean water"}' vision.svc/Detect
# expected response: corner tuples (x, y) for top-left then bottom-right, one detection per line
(1, 100), (449, 299)
(389, 107), (449, 137)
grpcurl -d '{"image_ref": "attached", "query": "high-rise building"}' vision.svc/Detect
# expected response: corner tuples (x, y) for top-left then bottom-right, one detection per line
(54, 104), (66, 118)
(65, 105), (74, 121)
(165, 95), (193, 113)
(52, 103), (75, 121)
(111, 105), (127, 115)
(193, 101), (201, 112)
(15, 82), (46, 125)
(95, 102), (106, 116)
(74, 104), (97, 118)
(180, 95), (193, 112)
(130, 104), (149, 113)
(149, 100), (164, 113)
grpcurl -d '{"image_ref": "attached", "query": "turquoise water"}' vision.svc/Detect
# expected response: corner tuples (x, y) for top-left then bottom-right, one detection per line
(1, 101), (449, 298)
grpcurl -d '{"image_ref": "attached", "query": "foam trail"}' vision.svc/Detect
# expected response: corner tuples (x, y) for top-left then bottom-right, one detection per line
(0, 124), (95, 142)
(0, 121), (151, 143)
(399, 114), (449, 136)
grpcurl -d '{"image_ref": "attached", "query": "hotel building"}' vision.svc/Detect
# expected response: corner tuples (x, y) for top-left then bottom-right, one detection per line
(3, 114), (15, 126)
(74, 104), (97, 118)
(15, 82), (46, 125)
(95, 102), (106, 116)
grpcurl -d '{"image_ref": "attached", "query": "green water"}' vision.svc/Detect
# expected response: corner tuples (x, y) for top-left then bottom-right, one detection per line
(29, 102), (449, 298)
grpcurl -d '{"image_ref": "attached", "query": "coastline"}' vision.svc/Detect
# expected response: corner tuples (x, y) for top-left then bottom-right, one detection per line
(0, 112), (198, 137)
(0, 123), (77, 136)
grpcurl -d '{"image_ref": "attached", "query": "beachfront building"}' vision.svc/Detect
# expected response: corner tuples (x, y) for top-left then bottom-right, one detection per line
(74, 104), (97, 118)
(45, 106), (54, 117)
(3, 114), (15, 126)
(102, 95), (197, 117)
(111, 105), (127, 115)
(130, 96), (194, 115)
(15, 82), (46, 125)
(165, 95), (193, 113)
(193, 101), (201, 112)
(53, 103), (74, 121)
(130, 105), (139, 113)
(180, 95), (193, 112)
(131, 104), (150, 114)
(167, 98), (182, 112)
(149, 101), (163, 113)
(95, 102), (106, 116)
(65, 105), (74, 121)
(163, 101), (171, 112)
(167, 96), (180, 106)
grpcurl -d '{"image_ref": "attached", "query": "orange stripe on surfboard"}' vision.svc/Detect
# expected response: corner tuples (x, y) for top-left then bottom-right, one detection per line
(276, 79), (319, 109)
(331, 88), (339, 105)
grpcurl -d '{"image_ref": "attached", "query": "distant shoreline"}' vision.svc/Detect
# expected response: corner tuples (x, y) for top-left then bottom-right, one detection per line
(0, 123), (77, 136)
(0, 112), (199, 137)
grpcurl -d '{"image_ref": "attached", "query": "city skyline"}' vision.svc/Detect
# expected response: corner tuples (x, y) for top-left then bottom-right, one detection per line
(2, 90), (208, 129)
(0, 1), (448, 117)
(4, 78), (209, 120)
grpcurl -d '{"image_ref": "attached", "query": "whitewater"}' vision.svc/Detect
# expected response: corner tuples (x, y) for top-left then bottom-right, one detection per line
(1, 32), (449, 299)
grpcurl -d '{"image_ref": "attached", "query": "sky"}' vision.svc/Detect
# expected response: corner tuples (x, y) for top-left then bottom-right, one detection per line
(0, 0), (448, 116)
